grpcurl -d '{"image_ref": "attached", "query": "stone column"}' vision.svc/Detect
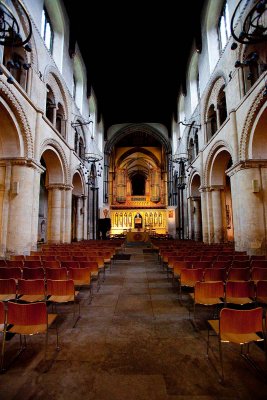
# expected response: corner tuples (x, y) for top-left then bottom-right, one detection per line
(192, 196), (202, 241)
(227, 161), (267, 254)
(47, 184), (62, 243)
(211, 185), (224, 243)
(229, 110), (239, 164)
(6, 162), (36, 254)
(63, 185), (73, 243)
(76, 196), (84, 241)
(199, 187), (209, 243)
(83, 195), (88, 240)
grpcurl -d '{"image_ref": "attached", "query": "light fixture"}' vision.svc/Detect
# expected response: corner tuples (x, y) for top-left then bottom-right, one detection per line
(0, 0), (32, 83)
(79, 135), (103, 189)
(231, 0), (267, 45)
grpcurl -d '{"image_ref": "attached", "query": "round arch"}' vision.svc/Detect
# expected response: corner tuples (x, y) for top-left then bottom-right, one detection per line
(40, 146), (65, 185)
(72, 170), (85, 196)
(0, 81), (33, 158)
(204, 140), (233, 186)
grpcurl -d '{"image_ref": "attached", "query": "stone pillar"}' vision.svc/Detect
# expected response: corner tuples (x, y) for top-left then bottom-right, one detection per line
(229, 110), (239, 164)
(83, 195), (88, 240)
(192, 196), (202, 241)
(199, 187), (209, 243)
(63, 185), (72, 243)
(6, 162), (36, 254)
(76, 196), (84, 240)
(47, 185), (62, 243)
(211, 185), (224, 243)
(187, 198), (193, 239)
(227, 161), (267, 254)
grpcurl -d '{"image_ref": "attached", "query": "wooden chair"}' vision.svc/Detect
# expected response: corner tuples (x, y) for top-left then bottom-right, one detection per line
(68, 267), (92, 303)
(225, 281), (255, 307)
(45, 267), (68, 280)
(46, 279), (80, 327)
(203, 268), (227, 282)
(207, 307), (265, 382)
(1, 302), (58, 372)
(17, 279), (46, 303)
(0, 279), (17, 301)
(22, 267), (45, 280)
(190, 281), (224, 322)
(0, 301), (6, 371)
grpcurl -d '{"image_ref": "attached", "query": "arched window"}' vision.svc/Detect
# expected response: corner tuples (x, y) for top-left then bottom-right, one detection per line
(194, 132), (199, 156)
(3, 48), (28, 90)
(217, 86), (227, 125)
(46, 85), (55, 124)
(74, 123), (85, 159)
(218, 1), (230, 52)
(41, 7), (53, 52)
(56, 103), (65, 137)
(188, 138), (194, 163)
(206, 104), (217, 141)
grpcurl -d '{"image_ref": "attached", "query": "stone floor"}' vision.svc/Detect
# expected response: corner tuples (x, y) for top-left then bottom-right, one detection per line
(1, 246), (267, 399)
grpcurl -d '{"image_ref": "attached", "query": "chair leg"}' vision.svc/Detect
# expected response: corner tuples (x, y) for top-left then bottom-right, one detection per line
(218, 339), (224, 383)
(0, 328), (6, 372)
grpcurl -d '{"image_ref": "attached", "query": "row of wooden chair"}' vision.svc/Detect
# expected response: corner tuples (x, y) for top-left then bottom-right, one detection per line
(173, 266), (267, 284)
(0, 301), (59, 372)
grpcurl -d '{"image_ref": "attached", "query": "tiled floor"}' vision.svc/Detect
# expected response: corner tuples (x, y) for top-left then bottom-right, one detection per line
(1, 246), (267, 399)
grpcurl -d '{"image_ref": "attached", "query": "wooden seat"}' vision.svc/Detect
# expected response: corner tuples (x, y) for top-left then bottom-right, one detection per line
(207, 307), (265, 382)
(0, 279), (17, 301)
(1, 302), (58, 372)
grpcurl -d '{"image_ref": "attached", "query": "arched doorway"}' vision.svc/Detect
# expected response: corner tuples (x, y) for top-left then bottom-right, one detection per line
(39, 147), (65, 243)
(189, 174), (202, 241)
(72, 172), (85, 241)
(209, 149), (233, 243)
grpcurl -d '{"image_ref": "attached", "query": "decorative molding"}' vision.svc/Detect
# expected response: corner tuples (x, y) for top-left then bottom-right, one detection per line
(203, 140), (233, 187)
(202, 72), (228, 122)
(43, 65), (70, 120)
(39, 138), (70, 184)
(0, 80), (34, 158)
(226, 159), (267, 177)
(239, 87), (267, 160)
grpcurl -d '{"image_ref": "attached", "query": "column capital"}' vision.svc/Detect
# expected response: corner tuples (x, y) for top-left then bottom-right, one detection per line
(226, 160), (267, 177)
(210, 185), (224, 191)
(0, 157), (45, 173)
(191, 196), (201, 201)
(46, 183), (73, 191)
(199, 186), (210, 193)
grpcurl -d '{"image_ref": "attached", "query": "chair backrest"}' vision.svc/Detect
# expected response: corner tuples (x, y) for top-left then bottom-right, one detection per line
(256, 280), (267, 297)
(180, 268), (203, 286)
(43, 260), (61, 269)
(17, 279), (45, 295)
(194, 281), (224, 302)
(45, 267), (68, 280)
(68, 267), (91, 282)
(251, 267), (267, 282)
(203, 268), (226, 282)
(0, 301), (6, 327)
(47, 279), (75, 295)
(0, 267), (21, 280)
(79, 261), (99, 271)
(225, 280), (254, 298)
(22, 267), (45, 280)
(231, 260), (250, 269)
(61, 261), (80, 270)
(0, 278), (17, 295)
(24, 260), (43, 268)
(227, 267), (250, 281)
(220, 307), (263, 334)
(250, 260), (267, 269)
(7, 301), (47, 325)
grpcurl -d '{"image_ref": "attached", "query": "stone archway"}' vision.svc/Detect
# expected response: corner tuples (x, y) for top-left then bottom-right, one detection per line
(189, 174), (202, 241)
(72, 171), (85, 241)
(209, 148), (233, 243)
(39, 147), (66, 243)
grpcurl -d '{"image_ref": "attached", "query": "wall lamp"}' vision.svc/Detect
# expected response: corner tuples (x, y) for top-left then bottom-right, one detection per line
(178, 121), (201, 129)
(0, 0), (32, 84)
(230, 0), (267, 45)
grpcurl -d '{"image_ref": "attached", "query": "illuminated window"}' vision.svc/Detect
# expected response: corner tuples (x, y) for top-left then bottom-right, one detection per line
(218, 1), (230, 52)
(41, 8), (53, 52)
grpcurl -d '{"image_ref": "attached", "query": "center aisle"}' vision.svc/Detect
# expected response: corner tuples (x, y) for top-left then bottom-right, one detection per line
(2, 246), (267, 399)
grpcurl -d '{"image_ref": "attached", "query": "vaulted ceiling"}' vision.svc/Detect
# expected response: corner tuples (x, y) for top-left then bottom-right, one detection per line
(63, 1), (205, 134)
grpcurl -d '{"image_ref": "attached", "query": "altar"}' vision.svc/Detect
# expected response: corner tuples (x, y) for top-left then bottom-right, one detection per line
(126, 231), (150, 243)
